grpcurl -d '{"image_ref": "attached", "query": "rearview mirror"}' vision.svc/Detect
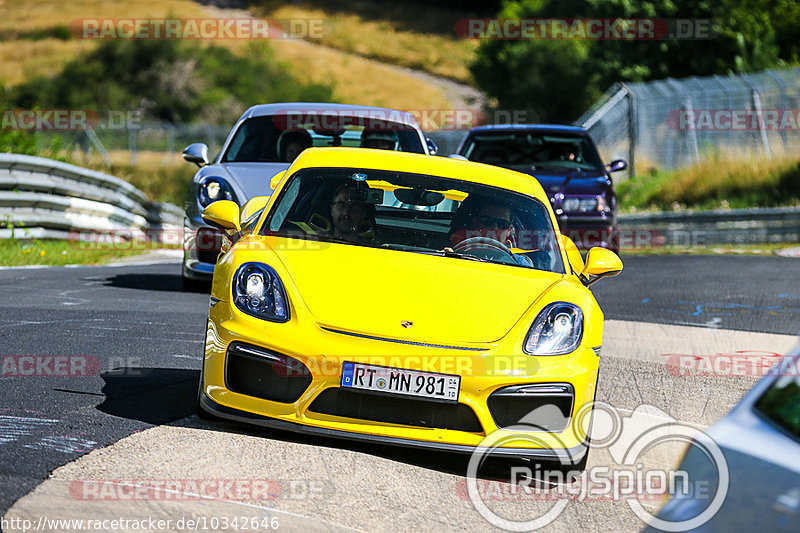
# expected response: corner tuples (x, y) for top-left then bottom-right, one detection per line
(202, 200), (241, 233)
(426, 137), (438, 155)
(580, 247), (622, 287)
(183, 143), (209, 167)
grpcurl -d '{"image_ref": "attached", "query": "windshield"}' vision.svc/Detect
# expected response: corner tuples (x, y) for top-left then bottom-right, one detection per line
(262, 168), (565, 273)
(461, 131), (604, 172)
(222, 115), (425, 163)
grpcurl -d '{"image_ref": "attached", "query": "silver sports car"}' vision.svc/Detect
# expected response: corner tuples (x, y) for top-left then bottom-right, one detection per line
(180, 102), (436, 290)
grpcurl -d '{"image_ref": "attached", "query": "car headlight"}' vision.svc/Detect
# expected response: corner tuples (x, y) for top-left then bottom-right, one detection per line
(198, 177), (236, 207)
(523, 302), (583, 356)
(233, 263), (290, 322)
(562, 196), (607, 213)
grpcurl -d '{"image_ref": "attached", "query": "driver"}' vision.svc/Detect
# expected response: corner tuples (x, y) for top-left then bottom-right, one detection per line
(450, 197), (513, 248)
(329, 185), (374, 242)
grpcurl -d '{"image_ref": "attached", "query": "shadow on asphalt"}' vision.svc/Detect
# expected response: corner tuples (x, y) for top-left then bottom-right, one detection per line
(103, 273), (188, 292)
(97, 367), (199, 425)
(97, 366), (564, 484)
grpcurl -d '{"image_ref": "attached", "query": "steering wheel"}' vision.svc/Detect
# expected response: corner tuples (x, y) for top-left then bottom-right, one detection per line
(452, 236), (516, 262)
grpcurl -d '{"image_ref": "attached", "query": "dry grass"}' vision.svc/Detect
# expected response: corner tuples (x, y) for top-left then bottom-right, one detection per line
(0, 0), (207, 32)
(268, 39), (452, 110)
(257, 2), (478, 83)
(0, 0), (454, 111)
(0, 39), (94, 86)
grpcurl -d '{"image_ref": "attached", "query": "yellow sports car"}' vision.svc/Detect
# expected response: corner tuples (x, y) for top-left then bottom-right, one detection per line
(197, 147), (622, 467)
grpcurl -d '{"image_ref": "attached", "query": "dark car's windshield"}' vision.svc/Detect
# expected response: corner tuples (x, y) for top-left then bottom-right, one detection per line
(461, 131), (604, 172)
(262, 168), (565, 273)
(222, 115), (426, 163)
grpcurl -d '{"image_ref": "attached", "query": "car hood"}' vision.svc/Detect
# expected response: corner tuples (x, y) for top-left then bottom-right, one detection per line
(502, 165), (609, 197)
(270, 242), (562, 345)
(218, 162), (290, 201)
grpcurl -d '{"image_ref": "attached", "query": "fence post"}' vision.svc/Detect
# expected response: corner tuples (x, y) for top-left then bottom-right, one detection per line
(621, 83), (637, 179)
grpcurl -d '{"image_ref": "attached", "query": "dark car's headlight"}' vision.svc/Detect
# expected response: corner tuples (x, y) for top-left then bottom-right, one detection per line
(523, 302), (583, 356)
(563, 196), (607, 213)
(198, 177), (237, 207)
(233, 263), (289, 322)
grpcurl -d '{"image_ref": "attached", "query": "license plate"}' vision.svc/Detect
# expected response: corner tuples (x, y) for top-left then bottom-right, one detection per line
(340, 362), (460, 403)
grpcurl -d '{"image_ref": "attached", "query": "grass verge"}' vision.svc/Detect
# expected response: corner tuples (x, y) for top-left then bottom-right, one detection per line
(618, 242), (800, 256)
(0, 238), (176, 267)
(619, 154), (800, 212)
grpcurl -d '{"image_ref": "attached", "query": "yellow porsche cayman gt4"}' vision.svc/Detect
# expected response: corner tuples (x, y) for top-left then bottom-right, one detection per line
(197, 147), (622, 467)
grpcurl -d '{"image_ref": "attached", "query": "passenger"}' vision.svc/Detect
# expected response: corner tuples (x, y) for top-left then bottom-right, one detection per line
(278, 130), (313, 162)
(360, 130), (398, 151)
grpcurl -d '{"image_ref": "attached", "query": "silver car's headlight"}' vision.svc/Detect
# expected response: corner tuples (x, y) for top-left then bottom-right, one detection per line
(233, 263), (289, 322)
(523, 302), (583, 356)
(199, 177), (236, 207)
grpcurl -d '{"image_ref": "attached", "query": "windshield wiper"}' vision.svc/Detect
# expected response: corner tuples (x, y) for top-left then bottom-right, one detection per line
(436, 248), (487, 262)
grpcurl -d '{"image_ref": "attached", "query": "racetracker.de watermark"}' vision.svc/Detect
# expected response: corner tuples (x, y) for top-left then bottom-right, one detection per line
(68, 478), (332, 501)
(455, 18), (715, 40)
(667, 109), (800, 131)
(664, 350), (797, 378)
(0, 109), (142, 131)
(69, 18), (327, 40)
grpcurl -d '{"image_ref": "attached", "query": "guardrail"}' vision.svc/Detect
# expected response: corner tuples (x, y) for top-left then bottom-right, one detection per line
(618, 206), (800, 246)
(0, 153), (182, 240)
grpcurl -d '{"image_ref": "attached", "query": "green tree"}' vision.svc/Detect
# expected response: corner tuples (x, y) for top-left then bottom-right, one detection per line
(471, 0), (785, 123)
(10, 39), (335, 124)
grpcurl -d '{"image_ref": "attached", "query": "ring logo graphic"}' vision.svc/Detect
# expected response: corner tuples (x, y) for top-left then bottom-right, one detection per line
(464, 402), (729, 531)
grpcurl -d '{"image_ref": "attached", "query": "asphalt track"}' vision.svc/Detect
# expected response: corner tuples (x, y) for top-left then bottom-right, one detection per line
(0, 254), (798, 531)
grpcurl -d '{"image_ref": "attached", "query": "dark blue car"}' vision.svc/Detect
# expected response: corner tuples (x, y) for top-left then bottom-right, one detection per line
(456, 124), (626, 251)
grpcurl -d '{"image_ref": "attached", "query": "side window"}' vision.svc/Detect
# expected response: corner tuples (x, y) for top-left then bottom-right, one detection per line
(755, 367), (800, 440)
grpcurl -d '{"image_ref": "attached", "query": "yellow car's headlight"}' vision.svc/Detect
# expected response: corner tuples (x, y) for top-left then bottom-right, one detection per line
(523, 302), (583, 356)
(233, 263), (290, 322)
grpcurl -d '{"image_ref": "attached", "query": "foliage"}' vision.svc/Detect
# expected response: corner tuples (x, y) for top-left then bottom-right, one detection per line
(472, 0), (793, 123)
(8, 39), (335, 124)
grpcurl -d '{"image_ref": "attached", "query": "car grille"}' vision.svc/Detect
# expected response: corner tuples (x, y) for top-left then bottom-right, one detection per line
(307, 388), (483, 433)
(487, 383), (574, 431)
(225, 342), (312, 403)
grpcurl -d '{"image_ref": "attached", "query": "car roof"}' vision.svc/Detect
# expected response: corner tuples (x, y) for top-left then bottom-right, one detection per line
(238, 103), (422, 129)
(288, 147), (549, 201)
(468, 124), (588, 134)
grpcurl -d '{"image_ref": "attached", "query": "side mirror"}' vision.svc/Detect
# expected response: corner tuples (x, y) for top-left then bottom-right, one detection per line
(580, 247), (622, 287)
(605, 159), (627, 173)
(448, 154), (468, 161)
(202, 200), (241, 233)
(426, 137), (438, 155)
(183, 143), (210, 167)
(240, 196), (270, 223)
(269, 171), (286, 191)
(560, 235), (585, 275)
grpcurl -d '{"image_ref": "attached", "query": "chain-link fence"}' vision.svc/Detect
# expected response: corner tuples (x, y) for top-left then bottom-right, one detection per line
(577, 68), (800, 180)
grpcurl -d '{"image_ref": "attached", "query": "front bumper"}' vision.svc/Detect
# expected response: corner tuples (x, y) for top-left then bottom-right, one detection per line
(200, 302), (599, 458)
